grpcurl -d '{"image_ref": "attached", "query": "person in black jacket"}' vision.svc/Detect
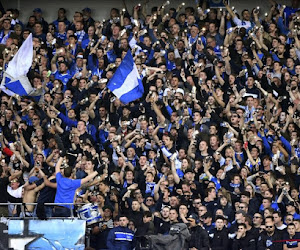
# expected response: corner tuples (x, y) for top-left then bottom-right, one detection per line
(232, 223), (256, 250)
(188, 214), (210, 250)
(210, 216), (229, 250)
(257, 217), (284, 250)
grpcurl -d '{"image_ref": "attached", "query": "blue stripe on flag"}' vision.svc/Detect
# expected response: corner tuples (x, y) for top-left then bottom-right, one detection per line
(5, 77), (11, 83)
(107, 51), (144, 104)
(5, 80), (28, 96)
(107, 52), (134, 92)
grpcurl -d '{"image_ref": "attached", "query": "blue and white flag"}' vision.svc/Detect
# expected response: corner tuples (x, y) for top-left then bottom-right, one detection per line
(0, 33), (34, 96)
(107, 51), (144, 104)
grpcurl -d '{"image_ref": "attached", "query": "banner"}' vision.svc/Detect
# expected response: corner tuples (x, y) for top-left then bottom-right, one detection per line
(8, 219), (86, 249)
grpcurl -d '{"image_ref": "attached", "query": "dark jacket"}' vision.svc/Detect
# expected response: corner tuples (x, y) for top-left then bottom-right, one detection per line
(107, 226), (135, 250)
(232, 233), (256, 250)
(147, 223), (191, 250)
(210, 227), (229, 250)
(189, 225), (210, 250)
(257, 229), (284, 250)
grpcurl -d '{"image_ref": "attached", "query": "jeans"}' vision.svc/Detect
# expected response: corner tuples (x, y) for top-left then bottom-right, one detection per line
(44, 206), (53, 218)
(33, 205), (53, 218)
(52, 206), (71, 217)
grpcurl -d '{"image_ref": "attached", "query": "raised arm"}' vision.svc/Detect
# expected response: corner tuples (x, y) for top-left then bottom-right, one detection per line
(80, 171), (98, 185)
(55, 157), (64, 174)
(170, 158), (180, 184)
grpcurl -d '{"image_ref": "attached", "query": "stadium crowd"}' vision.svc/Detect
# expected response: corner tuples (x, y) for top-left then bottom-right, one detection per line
(1, 0), (300, 249)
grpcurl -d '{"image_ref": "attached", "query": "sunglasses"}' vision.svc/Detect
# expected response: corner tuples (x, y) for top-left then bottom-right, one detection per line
(193, 202), (201, 205)
(239, 206), (245, 209)
(254, 216), (262, 219)
(266, 226), (274, 229)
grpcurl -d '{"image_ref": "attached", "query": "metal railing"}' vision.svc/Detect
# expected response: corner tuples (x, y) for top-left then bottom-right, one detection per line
(0, 202), (80, 218)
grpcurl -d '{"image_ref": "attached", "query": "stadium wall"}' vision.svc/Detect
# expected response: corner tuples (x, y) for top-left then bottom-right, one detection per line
(1, 0), (290, 25)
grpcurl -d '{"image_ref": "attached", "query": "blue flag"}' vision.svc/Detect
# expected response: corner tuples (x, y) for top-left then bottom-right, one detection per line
(107, 51), (144, 104)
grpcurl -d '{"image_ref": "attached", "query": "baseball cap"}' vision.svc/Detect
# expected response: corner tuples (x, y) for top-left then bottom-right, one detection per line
(175, 88), (184, 96)
(188, 213), (199, 221)
(29, 176), (39, 184)
(287, 201), (296, 207)
(33, 8), (42, 13)
(82, 8), (91, 13)
(184, 169), (194, 174)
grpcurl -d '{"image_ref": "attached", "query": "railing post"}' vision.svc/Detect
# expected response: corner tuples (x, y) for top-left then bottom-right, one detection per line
(70, 204), (74, 218)
(20, 204), (25, 218)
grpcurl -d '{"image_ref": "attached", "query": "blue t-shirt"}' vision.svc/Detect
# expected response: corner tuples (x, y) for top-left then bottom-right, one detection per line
(54, 172), (81, 208)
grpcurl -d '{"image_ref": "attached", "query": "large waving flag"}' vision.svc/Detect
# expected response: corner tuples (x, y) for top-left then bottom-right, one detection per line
(107, 50), (144, 104)
(0, 33), (34, 96)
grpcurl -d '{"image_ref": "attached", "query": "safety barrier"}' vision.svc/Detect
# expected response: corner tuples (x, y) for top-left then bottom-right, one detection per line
(0, 202), (80, 218)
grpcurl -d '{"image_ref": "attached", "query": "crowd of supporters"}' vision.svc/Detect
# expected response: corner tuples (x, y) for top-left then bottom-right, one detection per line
(0, 0), (300, 249)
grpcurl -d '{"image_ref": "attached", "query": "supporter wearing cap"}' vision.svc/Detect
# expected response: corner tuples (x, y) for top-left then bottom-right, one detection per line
(202, 212), (214, 233)
(82, 7), (95, 31)
(188, 213), (210, 249)
(286, 201), (300, 219)
(22, 175), (41, 216)
(33, 8), (48, 33)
